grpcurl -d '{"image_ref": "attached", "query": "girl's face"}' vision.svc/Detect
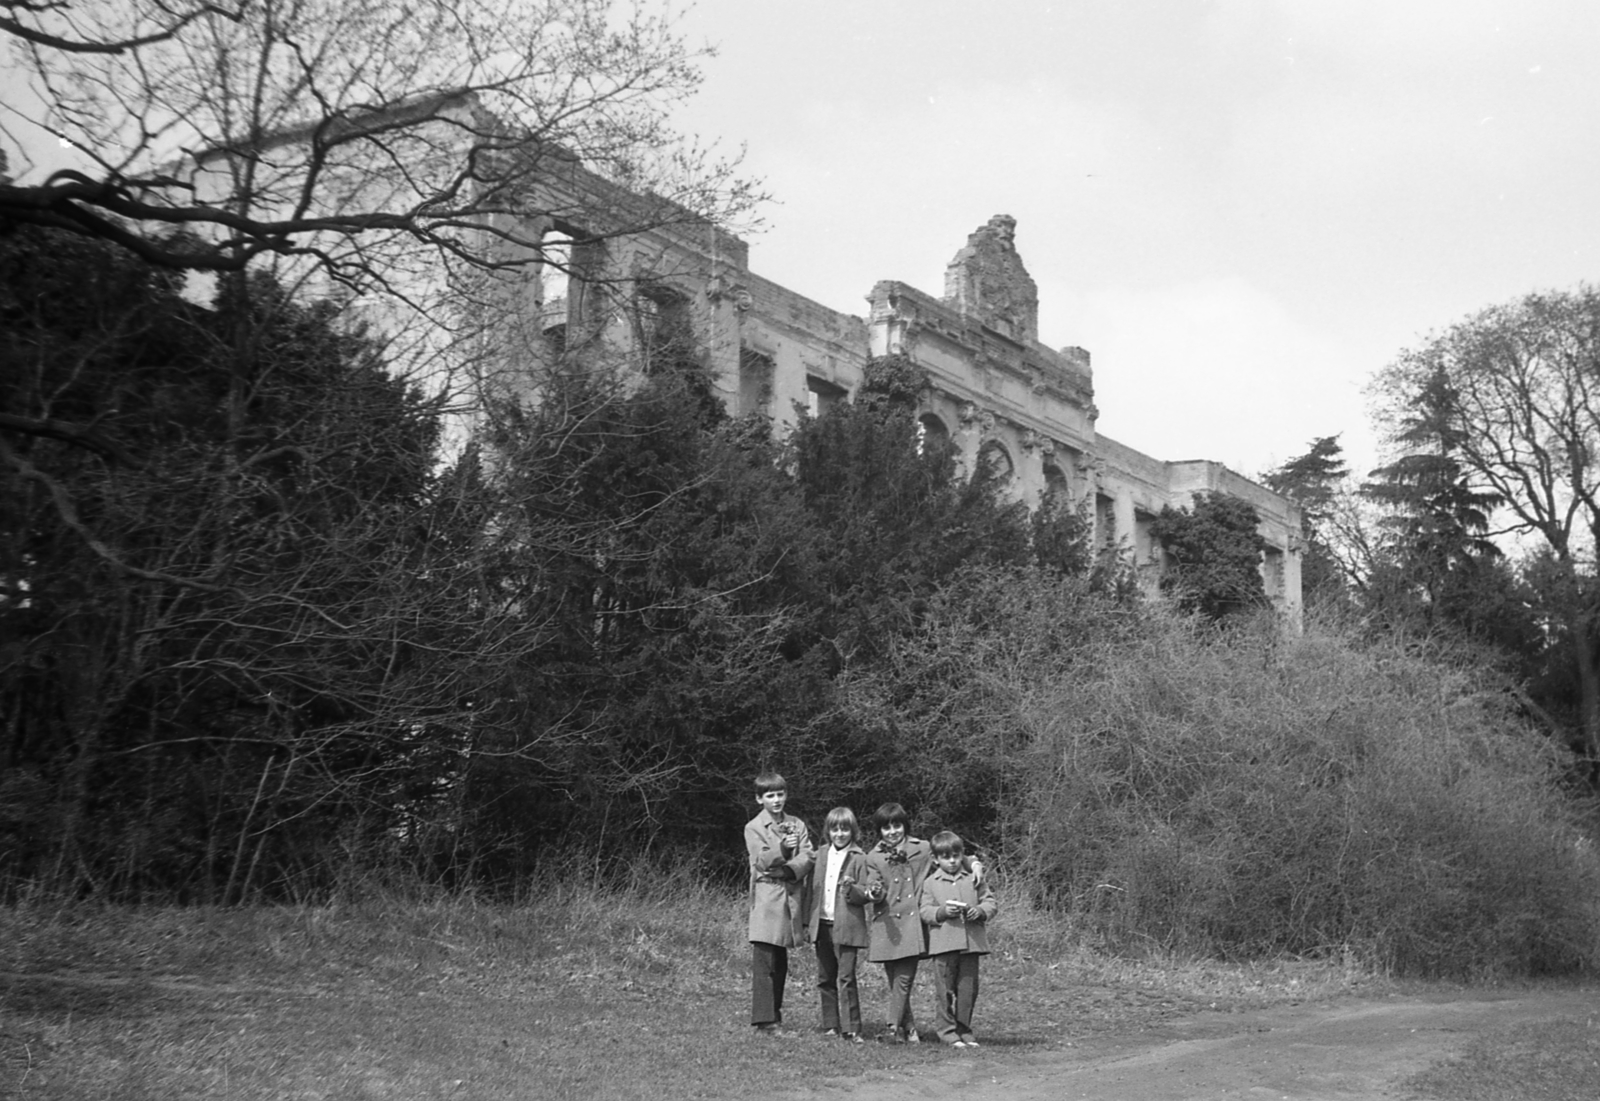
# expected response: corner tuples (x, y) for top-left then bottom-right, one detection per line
(880, 822), (906, 847)
(829, 824), (853, 850)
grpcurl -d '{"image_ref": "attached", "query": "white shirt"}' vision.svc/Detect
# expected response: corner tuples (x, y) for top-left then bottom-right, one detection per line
(822, 843), (845, 921)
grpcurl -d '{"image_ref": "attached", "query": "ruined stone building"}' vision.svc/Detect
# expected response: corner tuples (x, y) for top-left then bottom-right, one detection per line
(183, 96), (1303, 615)
(520, 201), (1304, 619)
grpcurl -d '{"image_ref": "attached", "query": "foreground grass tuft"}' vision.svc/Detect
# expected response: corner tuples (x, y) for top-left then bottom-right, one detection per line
(1405, 1013), (1600, 1101)
(0, 878), (1369, 1100)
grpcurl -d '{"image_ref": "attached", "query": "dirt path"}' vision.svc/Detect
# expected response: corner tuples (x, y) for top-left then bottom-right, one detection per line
(785, 990), (1597, 1101)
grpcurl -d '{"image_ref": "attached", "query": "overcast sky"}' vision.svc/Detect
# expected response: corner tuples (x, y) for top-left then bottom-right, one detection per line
(672, 0), (1600, 481)
(6, 1), (1598, 483)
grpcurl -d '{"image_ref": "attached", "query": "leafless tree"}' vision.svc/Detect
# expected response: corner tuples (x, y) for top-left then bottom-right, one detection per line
(1371, 286), (1600, 763)
(1, 0), (759, 281)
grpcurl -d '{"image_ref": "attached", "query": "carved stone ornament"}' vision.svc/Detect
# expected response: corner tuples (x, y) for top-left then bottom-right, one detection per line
(1021, 428), (1042, 452)
(1086, 402), (1101, 422)
(733, 288), (754, 313)
(959, 401), (979, 426)
(978, 410), (997, 434)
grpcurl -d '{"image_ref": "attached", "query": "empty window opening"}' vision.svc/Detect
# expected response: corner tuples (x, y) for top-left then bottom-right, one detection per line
(1095, 492), (1116, 549)
(977, 440), (1015, 489)
(635, 284), (694, 372)
(807, 375), (848, 418)
(917, 413), (950, 455)
(740, 348), (775, 417)
(1263, 546), (1285, 598)
(1042, 456), (1069, 501)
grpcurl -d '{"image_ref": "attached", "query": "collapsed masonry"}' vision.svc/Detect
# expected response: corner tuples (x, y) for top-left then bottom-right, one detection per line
(516, 199), (1303, 619)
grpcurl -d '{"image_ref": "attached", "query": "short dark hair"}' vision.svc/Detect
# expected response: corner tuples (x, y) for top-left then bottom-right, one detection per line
(873, 802), (909, 831)
(753, 770), (787, 795)
(930, 830), (965, 857)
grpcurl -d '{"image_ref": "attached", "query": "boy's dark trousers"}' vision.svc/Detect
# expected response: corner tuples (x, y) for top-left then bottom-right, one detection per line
(931, 951), (980, 1042)
(814, 921), (861, 1033)
(751, 941), (788, 1026)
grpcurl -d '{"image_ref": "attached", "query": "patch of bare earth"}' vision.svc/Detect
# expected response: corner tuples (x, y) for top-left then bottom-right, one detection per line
(782, 989), (1599, 1101)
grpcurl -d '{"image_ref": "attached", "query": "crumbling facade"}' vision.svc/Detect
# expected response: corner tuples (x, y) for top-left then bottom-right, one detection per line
(185, 104), (1302, 615)
(527, 205), (1304, 619)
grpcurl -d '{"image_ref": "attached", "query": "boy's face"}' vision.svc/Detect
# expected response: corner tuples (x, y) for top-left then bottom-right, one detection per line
(880, 822), (906, 846)
(758, 788), (787, 817)
(828, 824), (853, 849)
(935, 851), (964, 875)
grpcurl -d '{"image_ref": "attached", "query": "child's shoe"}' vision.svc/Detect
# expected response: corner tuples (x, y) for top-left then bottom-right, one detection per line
(842, 1031), (865, 1044)
(906, 1027), (921, 1044)
(959, 1033), (980, 1048)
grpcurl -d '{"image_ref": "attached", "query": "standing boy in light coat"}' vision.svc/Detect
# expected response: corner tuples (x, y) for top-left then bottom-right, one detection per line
(918, 830), (998, 1048)
(745, 770), (814, 1033)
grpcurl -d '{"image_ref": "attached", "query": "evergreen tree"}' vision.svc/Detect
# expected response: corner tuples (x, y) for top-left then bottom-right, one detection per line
(1148, 493), (1270, 620)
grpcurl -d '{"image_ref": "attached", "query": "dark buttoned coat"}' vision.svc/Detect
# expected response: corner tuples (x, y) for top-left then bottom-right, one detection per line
(805, 842), (871, 948)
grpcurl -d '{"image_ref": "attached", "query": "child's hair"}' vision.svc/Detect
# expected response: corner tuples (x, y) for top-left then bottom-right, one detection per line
(930, 830), (965, 857)
(753, 770), (787, 795)
(823, 806), (860, 844)
(873, 802), (910, 831)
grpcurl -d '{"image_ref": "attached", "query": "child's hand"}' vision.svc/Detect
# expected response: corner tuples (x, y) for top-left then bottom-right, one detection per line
(870, 883), (886, 902)
(839, 875), (854, 888)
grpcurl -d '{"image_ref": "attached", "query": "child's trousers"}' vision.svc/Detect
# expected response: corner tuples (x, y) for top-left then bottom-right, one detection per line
(814, 922), (861, 1033)
(931, 951), (980, 1042)
(751, 941), (789, 1026)
(880, 957), (919, 1035)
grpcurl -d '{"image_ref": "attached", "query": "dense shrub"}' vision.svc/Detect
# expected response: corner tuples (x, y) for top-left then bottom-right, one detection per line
(836, 567), (1600, 978)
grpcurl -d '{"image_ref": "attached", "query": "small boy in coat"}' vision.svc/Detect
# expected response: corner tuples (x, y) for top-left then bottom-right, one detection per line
(745, 770), (814, 1033)
(807, 806), (871, 1042)
(918, 830), (998, 1048)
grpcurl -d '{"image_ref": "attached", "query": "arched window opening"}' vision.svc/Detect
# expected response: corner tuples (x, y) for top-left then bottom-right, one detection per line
(916, 413), (950, 455)
(537, 229), (573, 353)
(977, 440), (1015, 488)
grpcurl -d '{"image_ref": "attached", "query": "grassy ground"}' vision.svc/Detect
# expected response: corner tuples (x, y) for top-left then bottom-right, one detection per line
(1404, 1015), (1600, 1101)
(0, 877), (1414, 1100)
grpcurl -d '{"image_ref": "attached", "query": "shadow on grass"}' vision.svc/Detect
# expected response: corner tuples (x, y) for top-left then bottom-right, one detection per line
(0, 974), (164, 1020)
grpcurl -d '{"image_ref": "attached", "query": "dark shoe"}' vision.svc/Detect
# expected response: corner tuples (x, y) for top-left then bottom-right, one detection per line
(877, 1029), (905, 1044)
(905, 1027), (921, 1044)
(960, 1034), (981, 1048)
(754, 1023), (791, 1036)
(842, 1031), (865, 1044)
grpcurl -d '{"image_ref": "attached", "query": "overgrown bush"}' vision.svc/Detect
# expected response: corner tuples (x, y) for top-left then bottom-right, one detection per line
(835, 567), (1600, 978)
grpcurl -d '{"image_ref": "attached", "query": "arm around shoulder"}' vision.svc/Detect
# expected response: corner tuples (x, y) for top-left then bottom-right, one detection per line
(973, 879), (998, 922)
